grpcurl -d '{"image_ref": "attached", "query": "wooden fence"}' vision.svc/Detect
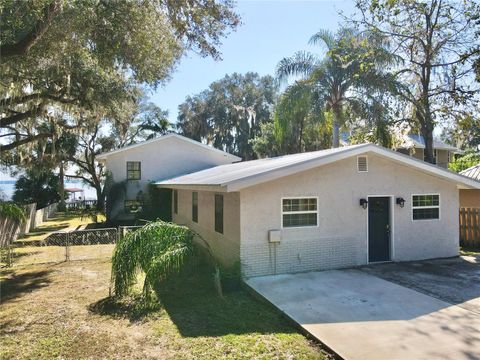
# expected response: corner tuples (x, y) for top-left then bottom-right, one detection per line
(459, 207), (480, 248)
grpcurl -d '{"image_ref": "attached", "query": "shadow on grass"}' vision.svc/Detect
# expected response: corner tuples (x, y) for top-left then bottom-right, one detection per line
(90, 266), (296, 337)
(0, 269), (53, 304)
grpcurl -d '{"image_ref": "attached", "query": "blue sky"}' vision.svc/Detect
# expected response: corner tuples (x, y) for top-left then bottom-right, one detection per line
(150, 0), (356, 124)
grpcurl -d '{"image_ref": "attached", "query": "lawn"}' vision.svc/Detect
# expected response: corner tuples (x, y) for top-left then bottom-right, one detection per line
(0, 259), (331, 360)
(18, 211), (107, 245)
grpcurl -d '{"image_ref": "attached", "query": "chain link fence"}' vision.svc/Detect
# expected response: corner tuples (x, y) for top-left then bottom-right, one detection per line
(1, 226), (143, 267)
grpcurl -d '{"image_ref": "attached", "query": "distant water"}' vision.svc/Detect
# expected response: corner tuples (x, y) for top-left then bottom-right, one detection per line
(0, 180), (97, 201)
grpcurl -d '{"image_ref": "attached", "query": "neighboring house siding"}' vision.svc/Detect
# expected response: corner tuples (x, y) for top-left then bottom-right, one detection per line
(460, 190), (480, 208)
(172, 189), (241, 266)
(239, 153), (459, 277)
(411, 148), (424, 161)
(105, 136), (237, 219)
(436, 149), (449, 168)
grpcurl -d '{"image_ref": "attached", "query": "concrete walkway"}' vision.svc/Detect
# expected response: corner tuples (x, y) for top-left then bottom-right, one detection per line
(246, 269), (480, 360)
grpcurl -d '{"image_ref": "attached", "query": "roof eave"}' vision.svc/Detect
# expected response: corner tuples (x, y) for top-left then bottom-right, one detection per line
(156, 183), (228, 192)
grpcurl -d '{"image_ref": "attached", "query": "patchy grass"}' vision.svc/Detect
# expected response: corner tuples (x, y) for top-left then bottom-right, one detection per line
(0, 259), (331, 360)
(460, 247), (480, 256)
(18, 211), (106, 244)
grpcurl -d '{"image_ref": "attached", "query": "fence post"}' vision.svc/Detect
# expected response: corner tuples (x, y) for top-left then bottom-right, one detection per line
(6, 242), (12, 267)
(65, 232), (70, 261)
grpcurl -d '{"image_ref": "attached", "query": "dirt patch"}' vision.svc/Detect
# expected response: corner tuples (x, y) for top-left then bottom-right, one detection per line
(1, 259), (328, 359)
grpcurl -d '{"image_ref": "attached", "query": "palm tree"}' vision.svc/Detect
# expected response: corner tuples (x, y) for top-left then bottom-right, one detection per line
(276, 28), (397, 148)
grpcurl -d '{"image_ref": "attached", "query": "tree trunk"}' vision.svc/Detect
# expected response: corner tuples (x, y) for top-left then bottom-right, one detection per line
(58, 160), (66, 211)
(421, 121), (435, 164)
(331, 106), (342, 148)
(96, 186), (105, 212)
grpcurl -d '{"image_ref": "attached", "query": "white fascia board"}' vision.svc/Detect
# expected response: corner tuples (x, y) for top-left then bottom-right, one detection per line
(156, 183), (228, 193)
(226, 144), (480, 192)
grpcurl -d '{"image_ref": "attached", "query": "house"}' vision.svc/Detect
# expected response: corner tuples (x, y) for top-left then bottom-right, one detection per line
(395, 134), (459, 168)
(459, 164), (480, 207)
(157, 143), (480, 277)
(96, 133), (241, 220)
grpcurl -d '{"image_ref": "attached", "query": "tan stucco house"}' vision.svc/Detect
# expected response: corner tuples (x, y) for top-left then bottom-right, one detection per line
(460, 164), (480, 207)
(395, 134), (459, 169)
(157, 144), (480, 277)
(97, 133), (240, 220)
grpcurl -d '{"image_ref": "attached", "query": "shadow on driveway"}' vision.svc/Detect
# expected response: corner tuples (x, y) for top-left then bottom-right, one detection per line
(361, 255), (480, 314)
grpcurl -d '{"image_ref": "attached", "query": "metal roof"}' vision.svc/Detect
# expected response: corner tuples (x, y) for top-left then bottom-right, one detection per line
(156, 143), (480, 192)
(403, 134), (458, 151)
(96, 133), (241, 161)
(460, 164), (480, 181)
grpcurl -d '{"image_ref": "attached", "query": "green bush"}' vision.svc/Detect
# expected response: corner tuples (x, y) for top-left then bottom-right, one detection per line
(111, 221), (195, 299)
(0, 202), (26, 223)
(449, 152), (480, 173)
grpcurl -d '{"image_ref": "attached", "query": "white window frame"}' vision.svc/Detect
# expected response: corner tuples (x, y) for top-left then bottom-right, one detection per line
(357, 155), (368, 173)
(281, 196), (319, 229)
(411, 193), (440, 221)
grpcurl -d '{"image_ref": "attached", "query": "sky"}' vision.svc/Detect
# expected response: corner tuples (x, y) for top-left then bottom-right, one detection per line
(150, 0), (357, 124)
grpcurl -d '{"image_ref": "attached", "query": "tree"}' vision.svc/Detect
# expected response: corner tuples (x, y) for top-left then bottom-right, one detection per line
(66, 102), (172, 211)
(12, 169), (61, 209)
(177, 73), (278, 160)
(0, 0), (239, 153)
(273, 81), (330, 153)
(448, 152), (480, 173)
(276, 28), (397, 147)
(353, 0), (480, 163)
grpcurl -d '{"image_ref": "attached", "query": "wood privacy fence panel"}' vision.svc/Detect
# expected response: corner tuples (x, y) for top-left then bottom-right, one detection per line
(459, 207), (480, 248)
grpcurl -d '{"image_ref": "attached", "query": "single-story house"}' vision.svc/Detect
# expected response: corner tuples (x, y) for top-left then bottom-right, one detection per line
(459, 164), (480, 207)
(97, 133), (240, 220)
(395, 134), (459, 169)
(157, 143), (480, 277)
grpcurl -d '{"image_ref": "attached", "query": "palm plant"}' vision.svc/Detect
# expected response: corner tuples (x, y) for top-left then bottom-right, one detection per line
(276, 28), (398, 148)
(112, 221), (195, 299)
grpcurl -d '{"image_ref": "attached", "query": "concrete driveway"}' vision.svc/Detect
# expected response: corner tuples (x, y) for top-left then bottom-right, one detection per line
(246, 258), (480, 360)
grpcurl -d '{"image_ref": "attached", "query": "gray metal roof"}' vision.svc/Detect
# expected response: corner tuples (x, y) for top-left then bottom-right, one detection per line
(460, 164), (480, 181)
(404, 134), (458, 151)
(96, 133), (241, 161)
(156, 143), (480, 192)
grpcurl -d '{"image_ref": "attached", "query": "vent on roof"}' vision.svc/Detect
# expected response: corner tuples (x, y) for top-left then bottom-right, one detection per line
(357, 156), (368, 172)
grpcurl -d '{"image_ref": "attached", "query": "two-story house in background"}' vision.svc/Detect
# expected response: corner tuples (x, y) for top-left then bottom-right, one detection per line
(395, 134), (460, 169)
(96, 133), (240, 221)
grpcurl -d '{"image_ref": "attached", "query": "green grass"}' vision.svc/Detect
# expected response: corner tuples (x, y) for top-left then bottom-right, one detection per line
(18, 211), (106, 244)
(1, 259), (331, 359)
(460, 247), (480, 256)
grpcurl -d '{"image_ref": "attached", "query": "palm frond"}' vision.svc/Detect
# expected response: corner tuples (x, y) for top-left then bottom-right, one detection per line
(309, 29), (335, 49)
(276, 51), (319, 83)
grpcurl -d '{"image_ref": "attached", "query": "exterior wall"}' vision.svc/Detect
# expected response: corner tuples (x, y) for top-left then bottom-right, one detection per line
(105, 136), (237, 219)
(460, 189), (480, 208)
(239, 153), (459, 277)
(411, 148), (424, 161)
(436, 149), (450, 169)
(172, 189), (241, 266)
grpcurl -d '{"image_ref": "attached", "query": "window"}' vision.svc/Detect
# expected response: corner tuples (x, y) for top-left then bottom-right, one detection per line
(124, 200), (143, 214)
(192, 192), (198, 222)
(214, 194), (223, 234)
(412, 194), (439, 220)
(357, 156), (368, 172)
(424, 150), (437, 164)
(126, 161), (141, 180)
(173, 190), (178, 214)
(282, 197), (318, 228)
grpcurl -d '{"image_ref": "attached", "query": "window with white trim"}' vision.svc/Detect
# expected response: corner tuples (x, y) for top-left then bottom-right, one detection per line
(412, 194), (439, 220)
(282, 197), (318, 228)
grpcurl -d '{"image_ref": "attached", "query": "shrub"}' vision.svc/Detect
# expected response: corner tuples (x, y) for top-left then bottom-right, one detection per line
(111, 221), (195, 299)
(0, 202), (26, 223)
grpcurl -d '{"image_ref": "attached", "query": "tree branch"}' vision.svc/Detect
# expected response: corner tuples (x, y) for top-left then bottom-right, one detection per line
(0, 132), (51, 151)
(0, 1), (61, 58)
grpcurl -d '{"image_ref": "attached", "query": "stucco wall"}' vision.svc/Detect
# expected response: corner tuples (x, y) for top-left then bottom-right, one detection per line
(239, 152), (459, 277)
(105, 136), (237, 219)
(460, 189), (480, 208)
(172, 189), (241, 266)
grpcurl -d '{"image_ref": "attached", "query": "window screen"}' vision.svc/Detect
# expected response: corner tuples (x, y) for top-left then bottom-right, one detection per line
(192, 192), (198, 222)
(412, 194), (439, 220)
(214, 194), (223, 234)
(126, 161), (141, 180)
(282, 198), (318, 228)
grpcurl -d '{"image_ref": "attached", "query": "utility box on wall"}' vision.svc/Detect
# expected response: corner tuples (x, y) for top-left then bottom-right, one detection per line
(268, 230), (281, 243)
